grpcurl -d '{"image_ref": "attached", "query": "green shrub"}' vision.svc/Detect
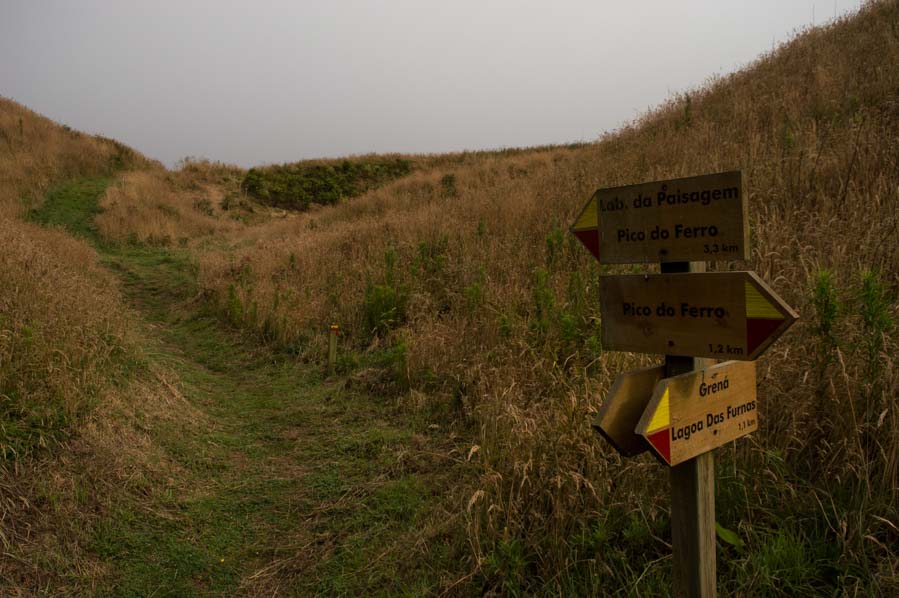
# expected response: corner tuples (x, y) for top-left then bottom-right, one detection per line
(856, 269), (893, 387)
(193, 198), (214, 216)
(364, 249), (408, 338)
(241, 157), (413, 211)
(440, 173), (457, 197)
(531, 267), (555, 337)
(812, 269), (840, 369)
(545, 226), (564, 264)
(364, 283), (407, 337)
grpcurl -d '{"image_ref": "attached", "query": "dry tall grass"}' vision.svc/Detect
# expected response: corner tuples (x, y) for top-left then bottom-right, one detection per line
(97, 169), (234, 246)
(3, 1), (895, 591)
(192, 2), (899, 592)
(0, 97), (152, 217)
(0, 99), (207, 591)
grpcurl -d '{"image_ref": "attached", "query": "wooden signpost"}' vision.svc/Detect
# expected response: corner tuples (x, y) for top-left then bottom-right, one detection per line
(572, 170), (798, 597)
(636, 360), (757, 466)
(571, 171), (747, 264)
(594, 365), (665, 457)
(599, 271), (798, 360)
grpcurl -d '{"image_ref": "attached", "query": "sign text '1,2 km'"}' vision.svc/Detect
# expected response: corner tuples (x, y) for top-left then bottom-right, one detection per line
(570, 171), (748, 264)
(598, 271), (798, 360)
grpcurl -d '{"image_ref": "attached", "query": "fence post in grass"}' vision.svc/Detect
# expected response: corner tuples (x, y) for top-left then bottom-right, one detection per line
(328, 324), (339, 373)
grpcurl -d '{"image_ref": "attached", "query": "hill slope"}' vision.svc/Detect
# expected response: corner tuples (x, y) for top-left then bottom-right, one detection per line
(2, 1), (898, 594)
(187, 2), (898, 593)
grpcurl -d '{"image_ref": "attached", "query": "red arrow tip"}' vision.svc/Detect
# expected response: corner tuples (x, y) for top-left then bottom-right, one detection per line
(573, 229), (600, 260)
(746, 318), (784, 355)
(647, 429), (671, 464)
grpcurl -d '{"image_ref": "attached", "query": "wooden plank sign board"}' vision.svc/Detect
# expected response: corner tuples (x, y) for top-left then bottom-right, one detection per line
(637, 361), (757, 466)
(570, 171), (747, 264)
(599, 271), (797, 360)
(594, 365), (665, 457)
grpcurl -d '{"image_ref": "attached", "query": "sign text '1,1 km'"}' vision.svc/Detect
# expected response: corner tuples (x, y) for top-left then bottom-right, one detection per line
(570, 171), (748, 264)
(636, 361), (758, 466)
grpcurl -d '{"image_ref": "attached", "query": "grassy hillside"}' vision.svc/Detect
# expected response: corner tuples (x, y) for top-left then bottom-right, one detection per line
(0, 97), (151, 217)
(186, 2), (897, 593)
(1, 1), (897, 594)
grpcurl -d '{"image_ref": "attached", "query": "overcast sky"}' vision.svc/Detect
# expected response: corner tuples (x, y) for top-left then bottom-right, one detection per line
(1, 1), (861, 168)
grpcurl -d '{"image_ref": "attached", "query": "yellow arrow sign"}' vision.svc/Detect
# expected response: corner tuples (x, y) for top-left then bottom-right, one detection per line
(599, 271), (798, 360)
(570, 171), (747, 264)
(570, 193), (599, 260)
(636, 361), (757, 466)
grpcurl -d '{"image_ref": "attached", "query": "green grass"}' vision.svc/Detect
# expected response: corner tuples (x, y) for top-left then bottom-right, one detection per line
(23, 176), (464, 595)
(27, 177), (110, 240)
(2, 178), (130, 460)
(242, 156), (413, 211)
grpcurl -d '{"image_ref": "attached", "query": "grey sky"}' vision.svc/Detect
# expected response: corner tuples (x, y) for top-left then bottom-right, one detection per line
(1, 1), (860, 168)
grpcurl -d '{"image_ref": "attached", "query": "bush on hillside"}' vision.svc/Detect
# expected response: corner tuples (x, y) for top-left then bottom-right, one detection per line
(241, 157), (413, 210)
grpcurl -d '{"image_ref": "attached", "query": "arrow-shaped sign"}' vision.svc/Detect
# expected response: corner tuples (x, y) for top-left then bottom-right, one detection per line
(570, 171), (747, 264)
(636, 361), (757, 466)
(571, 193), (600, 260)
(594, 365), (665, 457)
(599, 271), (798, 360)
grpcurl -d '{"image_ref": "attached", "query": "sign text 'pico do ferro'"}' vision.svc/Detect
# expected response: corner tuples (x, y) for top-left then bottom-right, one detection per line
(570, 171), (747, 264)
(598, 271), (798, 361)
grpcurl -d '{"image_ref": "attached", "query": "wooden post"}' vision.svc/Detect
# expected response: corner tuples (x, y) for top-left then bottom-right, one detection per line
(328, 324), (339, 373)
(664, 261), (716, 597)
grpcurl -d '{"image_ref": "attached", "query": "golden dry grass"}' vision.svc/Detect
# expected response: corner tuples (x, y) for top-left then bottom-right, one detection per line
(0, 216), (208, 592)
(97, 170), (233, 246)
(0, 100), (208, 591)
(0, 1), (896, 593)
(0, 97), (152, 217)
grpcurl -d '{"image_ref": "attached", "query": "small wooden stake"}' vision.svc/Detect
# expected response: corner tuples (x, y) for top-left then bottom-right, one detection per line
(328, 324), (339, 373)
(664, 261), (716, 597)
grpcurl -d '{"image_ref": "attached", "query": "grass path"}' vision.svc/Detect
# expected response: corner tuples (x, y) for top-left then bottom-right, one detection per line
(31, 178), (465, 596)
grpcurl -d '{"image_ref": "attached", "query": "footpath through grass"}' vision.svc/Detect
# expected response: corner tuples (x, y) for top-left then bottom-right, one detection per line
(30, 178), (467, 595)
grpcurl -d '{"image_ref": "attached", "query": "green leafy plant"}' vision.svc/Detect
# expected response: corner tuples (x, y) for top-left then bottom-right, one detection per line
(531, 267), (555, 337)
(856, 269), (893, 388)
(812, 269), (840, 370)
(241, 157), (413, 211)
(545, 226), (564, 265)
(364, 249), (408, 338)
(440, 173), (458, 197)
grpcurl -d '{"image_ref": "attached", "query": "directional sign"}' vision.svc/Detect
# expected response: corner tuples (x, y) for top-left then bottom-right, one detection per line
(571, 171), (747, 264)
(570, 193), (601, 260)
(636, 361), (757, 466)
(594, 365), (665, 457)
(599, 271), (798, 360)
